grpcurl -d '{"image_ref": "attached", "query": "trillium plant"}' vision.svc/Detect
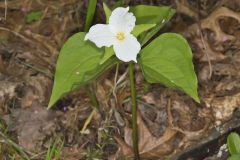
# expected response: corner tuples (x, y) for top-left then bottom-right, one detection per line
(48, 3), (199, 159)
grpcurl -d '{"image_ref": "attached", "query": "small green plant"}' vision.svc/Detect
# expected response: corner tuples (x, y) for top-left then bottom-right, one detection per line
(0, 119), (30, 160)
(48, 2), (199, 159)
(84, 0), (97, 32)
(85, 147), (103, 160)
(26, 11), (42, 23)
(227, 132), (240, 160)
(45, 138), (64, 160)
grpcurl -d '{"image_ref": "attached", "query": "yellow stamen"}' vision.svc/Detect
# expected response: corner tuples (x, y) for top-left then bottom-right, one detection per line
(116, 32), (125, 41)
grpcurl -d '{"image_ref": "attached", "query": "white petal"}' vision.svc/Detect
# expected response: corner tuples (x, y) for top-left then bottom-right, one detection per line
(109, 7), (136, 34)
(85, 24), (115, 48)
(113, 34), (141, 62)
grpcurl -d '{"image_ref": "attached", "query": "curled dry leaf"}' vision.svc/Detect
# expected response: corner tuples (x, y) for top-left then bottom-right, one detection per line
(115, 112), (177, 159)
(184, 6), (240, 65)
(167, 99), (210, 141)
(138, 104), (168, 137)
(189, 7), (240, 43)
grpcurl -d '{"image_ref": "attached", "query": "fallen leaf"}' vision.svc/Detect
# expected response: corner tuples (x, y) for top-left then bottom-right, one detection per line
(115, 111), (177, 159)
(204, 92), (240, 124)
(3, 104), (59, 152)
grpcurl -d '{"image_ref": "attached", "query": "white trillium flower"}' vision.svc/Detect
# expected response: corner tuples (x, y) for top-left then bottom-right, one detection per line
(84, 7), (141, 63)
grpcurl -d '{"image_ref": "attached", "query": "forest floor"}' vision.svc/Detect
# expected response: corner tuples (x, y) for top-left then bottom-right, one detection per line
(1, 0), (240, 160)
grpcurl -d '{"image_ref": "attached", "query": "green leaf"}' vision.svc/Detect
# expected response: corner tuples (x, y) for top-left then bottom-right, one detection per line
(112, 0), (125, 9)
(132, 24), (156, 37)
(133, 6), (176, 46)
(26, 11), (42, 23)
(48, 32), (117, 108)
(130, 5), (175, 24)
(139, 33), (199, 102)
(103, 2), (111, 23)
(228, 154), (240, 160)
(103, 4), (175, 26)
(228, 133), (240, 155)
(82, 56), (118, 84)
(84, 0), (97, 31)
(100, 47), (114, 64)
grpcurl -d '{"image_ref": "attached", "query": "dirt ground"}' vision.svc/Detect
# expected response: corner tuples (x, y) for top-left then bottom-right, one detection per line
(1, 0), (240, 160)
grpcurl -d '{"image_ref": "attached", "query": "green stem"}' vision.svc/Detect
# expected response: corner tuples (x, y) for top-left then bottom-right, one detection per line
(84, 0), (100, 111)
(84, 0), (97, 32)
(129, 62), (140, 160)
(86, 85), (99, 110)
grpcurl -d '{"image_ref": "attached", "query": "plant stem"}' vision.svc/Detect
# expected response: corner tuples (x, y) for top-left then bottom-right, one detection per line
(86, 85), (99, 110)
(84, 0), (99, 111)
(128, 62), (140, 160)
(84, 0), (97, 32)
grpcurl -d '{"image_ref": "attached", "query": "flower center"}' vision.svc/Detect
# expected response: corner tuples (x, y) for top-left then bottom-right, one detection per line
(116, 32), (125, 41)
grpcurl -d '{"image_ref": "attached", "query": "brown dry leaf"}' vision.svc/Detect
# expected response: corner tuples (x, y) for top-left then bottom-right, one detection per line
(215, 79), (240, 94)
(170, 100), (207, 132)
(189, 7), (240, 43)
(0, 79), (21, 114)
(3, 104), (59, 152)
(27, 74), (52, 105)
(201, 7), (240, 42)
(13, 74), (52, 108)
(139, 104), (168, 137)
(141, 93), (156, 105)
(175, 0), (198, 20)
(204, 92), (240, 124)
(192, 37), (226, 62)
(213, 63), (239, 76)
(115, 112), (177, 159)
(184, 6), (240, 68)
(167, 99), (210, 143)
(96, 81), (110, 110)
(0, 79), (19, 100)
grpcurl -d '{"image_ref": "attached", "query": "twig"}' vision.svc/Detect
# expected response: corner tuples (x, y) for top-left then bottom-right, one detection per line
(4, 0), (7, 20)
(15, 58), (53, 78)
(0, 27), (33, 44)
(197, 0), (212, 79)
(113, 64), (119, 104)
